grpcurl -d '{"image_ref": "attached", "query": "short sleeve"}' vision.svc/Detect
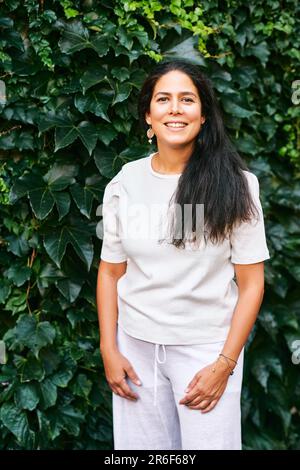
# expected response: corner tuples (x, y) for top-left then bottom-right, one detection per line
(230, 171), (271, 264)
(100, 171), (127, 263)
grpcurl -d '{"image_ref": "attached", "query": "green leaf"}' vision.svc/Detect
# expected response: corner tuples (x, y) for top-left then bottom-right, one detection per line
(96, 123), (118, 146)
(20, 357), (45, 382)
(72, 373), (93, 398)
(268, 376), (292, 436)
(90, 35), (110, 57)
(55, 120), (98, 155)
(80, 68), (108, 93)
(50, 355), (76, 387)
(111, 82), (132, 106)
(251, 348), (283, 391)
(118, 146), (154, 162)
(231, 66), (257, 89)
(59, 20), (109, 57)
(74, 90), (113, 121)
(56, 277), (83, 303)
(5, 234), (30, 257)
(237, 137), (259, 157)
(0, 130), (35, 151)
(222, 97), (256, 118)
(9, 172), (43, 204)
(5, 264), (31, 287)
(15, 315), (56, 357)
(43, 221), (94, 270)
(117, 26), (134, 50)
(70, 175), (103, 218)
(48, 404), (85, 437)
(58, 21), (90, 54)
(93, 146), (118, 178)
(246, 41), (270, 66)
(51, 192), (71, 221)
(43, 164), (78, 190)
(258, 310), (278, 341)
(4, 292), (27, 316)
(9, 166), (77, 220)
(55, 254), (87, 302)
(15, 383), (40, 411)
(39, 378), (57, 409)
(0, 281), (11, 304)
(111, 66), (130, 82)
(0, 403), (35, 446)
(162, 35), (207, 66)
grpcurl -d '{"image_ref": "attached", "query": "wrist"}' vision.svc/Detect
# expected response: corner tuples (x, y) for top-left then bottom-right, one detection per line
(219, 352), (238, 366)
(100, 342), (118, 355)
(215, 357), (231, 371)
(212, 356), (235, 376)
(218, 355), (235, 369)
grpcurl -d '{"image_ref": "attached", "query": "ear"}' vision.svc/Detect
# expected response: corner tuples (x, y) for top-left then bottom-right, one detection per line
(201, 116), (206, 125)
(145, 112), (151, 126)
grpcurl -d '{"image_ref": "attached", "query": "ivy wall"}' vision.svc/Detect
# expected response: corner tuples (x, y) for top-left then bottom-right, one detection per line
(0, 0), (299, 449)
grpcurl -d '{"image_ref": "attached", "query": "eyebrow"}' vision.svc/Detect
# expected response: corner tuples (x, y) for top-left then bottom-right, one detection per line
(154, 91), (197, 98)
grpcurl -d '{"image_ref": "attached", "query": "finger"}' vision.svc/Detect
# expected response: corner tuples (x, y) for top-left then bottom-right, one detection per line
(188, 398), (211, 409)
(185, 372), (201, 393)
(112, 382), (136, 401)
(184, 393), (207, 406)
(110, 386), (119, 396)
(114, 385), (126, 398)
(119, 378), (139, 401)
(125, 365), (142, 386)
(200, 399), (219, 413)
(180, 383), (205, 404)
(115, 385), (135, 401)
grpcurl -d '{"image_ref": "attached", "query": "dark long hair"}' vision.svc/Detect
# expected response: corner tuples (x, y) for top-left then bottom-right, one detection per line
(138, 59), (259, 249)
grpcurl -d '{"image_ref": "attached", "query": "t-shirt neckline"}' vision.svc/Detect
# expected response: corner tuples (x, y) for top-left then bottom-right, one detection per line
(148, 152), (182, 179)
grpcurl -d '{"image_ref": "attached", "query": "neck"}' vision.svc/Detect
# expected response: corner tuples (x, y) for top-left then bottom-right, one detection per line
(153, 143), (194, 174)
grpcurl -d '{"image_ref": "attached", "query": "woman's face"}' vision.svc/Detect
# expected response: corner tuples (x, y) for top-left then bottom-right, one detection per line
(145, 70), (205, 148)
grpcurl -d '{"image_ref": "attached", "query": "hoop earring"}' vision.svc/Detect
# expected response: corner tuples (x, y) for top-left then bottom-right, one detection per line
(147, 126), (154, 144)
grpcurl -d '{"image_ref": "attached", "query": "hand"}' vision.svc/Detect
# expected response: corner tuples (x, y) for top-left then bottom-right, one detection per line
(101, 347), (142, 401)
(179, 357), (233, 413)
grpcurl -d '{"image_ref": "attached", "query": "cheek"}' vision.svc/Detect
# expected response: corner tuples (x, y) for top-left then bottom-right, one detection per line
(151, 107), (165, 120)
(188, 107), (202, 124)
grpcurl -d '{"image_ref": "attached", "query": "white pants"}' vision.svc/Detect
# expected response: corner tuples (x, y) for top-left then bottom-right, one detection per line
(113, 323), (244, 450)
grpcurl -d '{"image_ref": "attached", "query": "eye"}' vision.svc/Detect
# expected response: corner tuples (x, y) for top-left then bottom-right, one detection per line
(157, 97), (194, 102)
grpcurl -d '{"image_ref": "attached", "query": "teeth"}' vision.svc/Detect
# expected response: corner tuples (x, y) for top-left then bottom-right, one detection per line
(165, 123), (187, 127)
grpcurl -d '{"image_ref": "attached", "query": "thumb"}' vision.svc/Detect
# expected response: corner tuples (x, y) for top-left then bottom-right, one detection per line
(125, 364), (142, 386)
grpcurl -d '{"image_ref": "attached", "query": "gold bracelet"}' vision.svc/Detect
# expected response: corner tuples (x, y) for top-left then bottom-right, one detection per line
(217, 355), (235, 375)
(211, 356), (234, 375)
(219, 353), (237, 365)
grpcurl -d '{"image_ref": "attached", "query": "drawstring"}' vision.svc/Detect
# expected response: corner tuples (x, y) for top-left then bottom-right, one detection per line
(153, 343), (167, 407)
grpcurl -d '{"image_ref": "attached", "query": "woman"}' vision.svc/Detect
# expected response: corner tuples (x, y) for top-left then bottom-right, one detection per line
(96, 59), (270, 450)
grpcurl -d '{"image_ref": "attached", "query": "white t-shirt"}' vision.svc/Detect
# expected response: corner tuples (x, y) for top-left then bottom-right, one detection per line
(100, 152), (271, 344)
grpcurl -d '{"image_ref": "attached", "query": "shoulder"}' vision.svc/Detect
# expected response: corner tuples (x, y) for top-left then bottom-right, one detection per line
(241, 169), (259, 192)
(121, 156), (148, 180)
(103, 157), (148, 198)
(242, 169), (258, 184)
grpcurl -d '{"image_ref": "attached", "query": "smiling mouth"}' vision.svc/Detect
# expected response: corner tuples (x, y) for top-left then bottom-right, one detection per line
(164, 122), (188, 129)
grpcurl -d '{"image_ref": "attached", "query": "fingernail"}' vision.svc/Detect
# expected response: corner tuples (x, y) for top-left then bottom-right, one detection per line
(185, 387), (190, 393)
(136, 380), (142, 385)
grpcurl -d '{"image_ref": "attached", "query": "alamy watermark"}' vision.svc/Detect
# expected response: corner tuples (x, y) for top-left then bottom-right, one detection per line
(96, 201), (205, 243)
(291, 340), (300, 365)
(0, 340), (6, 364)
(291, 80), (300, 105)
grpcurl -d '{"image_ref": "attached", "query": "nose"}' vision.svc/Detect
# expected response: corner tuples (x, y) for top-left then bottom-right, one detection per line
(169, 98), (182, 114)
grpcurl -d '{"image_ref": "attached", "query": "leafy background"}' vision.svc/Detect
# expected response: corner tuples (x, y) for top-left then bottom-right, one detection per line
(0, 0), (299, 450)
